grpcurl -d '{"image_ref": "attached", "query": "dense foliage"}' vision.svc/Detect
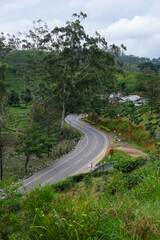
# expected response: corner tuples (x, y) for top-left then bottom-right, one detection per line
(1, 155), (160, 239)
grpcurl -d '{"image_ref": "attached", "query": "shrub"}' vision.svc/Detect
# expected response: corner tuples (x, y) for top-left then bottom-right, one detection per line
(107, 122), (117, 131)
(84, 174), (92, 188)
(52, 171), (110, 192)
(100, 125), (110, 132)
(20, 106), (27, 109)
(11, 104), (20, 108)
(101, 119), (110, 126)
(52, 178), (74, 192)
(123, 168), (147, 189)
(114, 157), (147, 173)
(146, 125), (152, 131)
(8, 90), (20, 105)
(148, 116), (154, 121)
(116, 122), (131, 133)
(71, 173), (88, 182)
(107, 173), (125, 195)
(83, 118), (96, 125)
(24, 183), (55, 212)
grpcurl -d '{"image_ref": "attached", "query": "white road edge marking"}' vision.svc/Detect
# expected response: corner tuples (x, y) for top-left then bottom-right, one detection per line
(59, 166), (70, 174)
(20, 121), (89, 188)
(72, 134), (109, 176)
(93, 145), (96, 150)
(73, 158), (83, 165)
(41, 176), (55, 186)
(86, 151), (91, 156)
(20, 114), (109, 189)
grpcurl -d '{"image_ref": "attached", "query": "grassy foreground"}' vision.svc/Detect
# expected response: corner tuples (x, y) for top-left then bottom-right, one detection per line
(0, 155), (160, 239)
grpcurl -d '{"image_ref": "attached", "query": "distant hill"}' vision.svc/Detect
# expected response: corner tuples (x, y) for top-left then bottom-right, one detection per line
(5, 50), (47, 68)
(3, 50), (160, 94)
(117, 54), (160, 72)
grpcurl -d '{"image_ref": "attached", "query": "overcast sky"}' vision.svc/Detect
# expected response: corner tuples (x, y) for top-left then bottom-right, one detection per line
(1, 0), (160, 59)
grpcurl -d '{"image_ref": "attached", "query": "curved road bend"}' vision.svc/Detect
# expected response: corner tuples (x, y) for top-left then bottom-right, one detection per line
(19, 115), (109, 191)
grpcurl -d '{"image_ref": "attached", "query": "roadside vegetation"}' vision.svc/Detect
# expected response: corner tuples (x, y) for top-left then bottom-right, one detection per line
(0, 11), (160, 240)
(1, 154), (160, 239)
(97, 149), (133, 164)
(87, 101), (160, 151)
(0, 12), (125, 181)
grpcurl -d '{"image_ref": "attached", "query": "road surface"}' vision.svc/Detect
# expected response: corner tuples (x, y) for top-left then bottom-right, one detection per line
(19, 115), (109, 191)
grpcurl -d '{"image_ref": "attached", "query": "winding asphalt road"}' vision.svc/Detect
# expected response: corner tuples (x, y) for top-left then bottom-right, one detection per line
(19, 115), (109, 191)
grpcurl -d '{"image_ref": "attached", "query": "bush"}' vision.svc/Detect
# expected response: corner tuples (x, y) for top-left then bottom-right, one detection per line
(11, 104), (20, 107)
(84, 174), (92, 188)
(52, 178), (74, 192)
(108, 109), (117, 118)
(146, 124), (152, 131)
(107, 122), (117, 131)
(123, 168), (147, 189)
(21, 88), (32, 103)
(20, 106), (27, 109)
(52, 171), (110, 192)
(83, 118), (96, 125)
(101, 119), (110, 126)
(148, 116), (154, 121)
(8, 90), (20, 105)
(24, 183), (55, 212)
(114, 157), (147, 173)
(100, 125), (110, 132)
(116, 122), (131, 133)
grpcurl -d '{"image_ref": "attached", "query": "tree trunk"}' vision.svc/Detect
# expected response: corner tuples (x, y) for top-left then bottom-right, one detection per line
(60, 83), (66, 139)
(60, 100), (66, 139)
(30, 96), (36, 127)
(25, 155), (30, 175)
(0, 100), (4, 180)
(30, 54), (37, 128)
(0, 97), (5, 128)
(0, 127), (3, 181)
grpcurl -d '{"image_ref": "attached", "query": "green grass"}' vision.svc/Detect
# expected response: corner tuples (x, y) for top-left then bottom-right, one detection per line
(116, 71), (139, 92)
(1, 156), (160, 239)
(5, 72), (24, 93)
(6, 104), (31, 131)
(2, 105), (82, 180)
(97, 149), (132, 165)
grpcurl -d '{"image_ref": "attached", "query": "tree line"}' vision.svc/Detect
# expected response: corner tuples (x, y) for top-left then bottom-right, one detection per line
(0, 12), (124, 180)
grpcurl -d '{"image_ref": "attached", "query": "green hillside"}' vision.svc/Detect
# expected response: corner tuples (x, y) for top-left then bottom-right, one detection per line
(5, 50), (47, 66)
(1, 154), (160, 239)
(4, 51), (140, 94)
(5, 72), (23, 92)
(0, 15), (160, 240)
(116, 71), (139, 92)
(3, 50), (48, 93)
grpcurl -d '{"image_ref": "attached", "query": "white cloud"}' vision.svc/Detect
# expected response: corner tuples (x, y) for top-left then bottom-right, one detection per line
(0, 19), (33, 34)
(0, 18), (65, 35)
(69, 0), (84, 9)
(0, 0), (41, 18)
(0, 0), (160, 58)
(69, 0), (149, 20)
(100, 15), (160, 40)
(98, 15), (160, 58)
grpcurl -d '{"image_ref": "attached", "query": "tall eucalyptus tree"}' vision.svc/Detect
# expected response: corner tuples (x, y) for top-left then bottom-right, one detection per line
(21, 20), (50, 127)
(0, 34), (7, 180)
(43, 12), (124, 137)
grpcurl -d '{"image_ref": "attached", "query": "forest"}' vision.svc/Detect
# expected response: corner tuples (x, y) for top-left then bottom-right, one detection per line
(0, 12), (160, 240)
(0, 12), (127, 180)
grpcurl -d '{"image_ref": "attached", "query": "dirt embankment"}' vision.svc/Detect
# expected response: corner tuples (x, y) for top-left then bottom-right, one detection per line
(108, 134), (147, 158)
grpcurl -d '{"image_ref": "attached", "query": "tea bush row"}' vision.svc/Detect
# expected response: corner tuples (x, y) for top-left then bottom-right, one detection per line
(114, 157), (147, 173)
